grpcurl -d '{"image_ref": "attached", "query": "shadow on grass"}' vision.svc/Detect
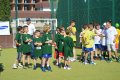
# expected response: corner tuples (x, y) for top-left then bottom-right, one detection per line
(0, 63), (4, 75)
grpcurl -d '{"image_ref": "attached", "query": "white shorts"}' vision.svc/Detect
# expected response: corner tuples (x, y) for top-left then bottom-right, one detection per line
(93, 44), (96, 51)
(107, 44), (116, 52)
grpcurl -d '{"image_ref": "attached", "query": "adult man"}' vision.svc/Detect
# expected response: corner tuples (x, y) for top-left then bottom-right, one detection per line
(105, 20), (119, 62)
(25, 18), (36, 36)
(67, 20), (76, 61)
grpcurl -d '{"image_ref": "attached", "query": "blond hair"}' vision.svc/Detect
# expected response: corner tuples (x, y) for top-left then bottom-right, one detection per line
(43, 24), (50, 32)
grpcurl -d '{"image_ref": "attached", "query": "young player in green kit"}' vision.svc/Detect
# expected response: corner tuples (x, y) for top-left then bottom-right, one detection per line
(13, 26), (23, 69)
(33, 30), (43, 70)
(22, 26), (32, 69)
(41, 24), (53, 72)
(63, 30), (74, 70)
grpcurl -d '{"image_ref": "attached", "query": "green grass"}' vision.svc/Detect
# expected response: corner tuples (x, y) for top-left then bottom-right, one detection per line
(0, 48), (120, 80)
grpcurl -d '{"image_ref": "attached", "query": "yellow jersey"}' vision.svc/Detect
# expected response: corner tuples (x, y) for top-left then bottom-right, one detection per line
(83, 30), (95, 48)
(115, 29), (120, 44)
(67, 27), (76, 42)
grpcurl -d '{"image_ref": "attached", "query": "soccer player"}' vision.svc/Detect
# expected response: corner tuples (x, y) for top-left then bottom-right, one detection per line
(67, 20), (77, 61)
(32, 30), (43, 70)
(41, 24), (53, 72)
(13, 26), (23, 69)
(94, 23), (102, 59)
(63, 30), (74, 70)
(22, 26), (32, 68)
(105, 20), (119, 62)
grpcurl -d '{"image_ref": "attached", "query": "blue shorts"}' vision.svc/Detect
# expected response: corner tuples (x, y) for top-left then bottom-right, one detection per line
(42, 53), (52, 58)
(95, 44), (102, 49)
(101, 45), (107, 51)
(83, 47), (93, 52)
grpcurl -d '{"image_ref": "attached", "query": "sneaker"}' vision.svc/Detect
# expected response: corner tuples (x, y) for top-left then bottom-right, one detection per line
(83, 61), (88, 65)
(71, 58), (76, 62)
(12, 64), (17, 69)
(90, 61), (96, 65)
(27, 64), (32, 68)
(100, 56), (105, 60)
(107, 58), (112, 63)
(67, 66), (71, 70)
(58, 63), (62, 68)
(64, 66), (67, 69)
(18, 63), (23, 68)
(33, 65), (37, 70)
(41, 67), (46, 72)
(23, 65), (27, 69)
(46, 66), (52, 72)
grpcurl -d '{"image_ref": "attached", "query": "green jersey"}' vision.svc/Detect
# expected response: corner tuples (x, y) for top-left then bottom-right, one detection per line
(33, 37), (43, 57)
(64, 36), (74, 57)
(42, 33), (52, 54)
(22, 33), (32, 54)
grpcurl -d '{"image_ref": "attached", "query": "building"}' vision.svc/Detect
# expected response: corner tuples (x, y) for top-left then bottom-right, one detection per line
(10, 0), (57, 18)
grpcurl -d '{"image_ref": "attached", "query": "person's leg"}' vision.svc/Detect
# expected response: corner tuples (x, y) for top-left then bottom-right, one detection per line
(107, 44), (112, 62)
(41, 57), (46, 72)
(22, 54), (26, 68)
(73, 47), (76, 60)
(33, 58), (37, 70)
(84, 51), (88, 64)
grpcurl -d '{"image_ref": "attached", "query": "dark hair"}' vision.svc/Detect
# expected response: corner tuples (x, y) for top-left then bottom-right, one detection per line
(35, 30), (40, 33)
(83, 24), (89, 29)
(88, 23), (94, 28)
(17, 26), (22, 32)
(107, 20), (112, 25)
(70, 20), (75, 24)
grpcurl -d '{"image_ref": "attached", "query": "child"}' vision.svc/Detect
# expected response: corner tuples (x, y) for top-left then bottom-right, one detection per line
(83, 24), (96, 64)
(94, 24), (102, 59)
(63, 30), (74, 70)
(33, 30), (43, 70)
(13, 26), (23, 69)
(22, 25), (32, 68)
(41, 24), (52, 72)
(100, 23), (108, 60)
(56, 28), (65, 68)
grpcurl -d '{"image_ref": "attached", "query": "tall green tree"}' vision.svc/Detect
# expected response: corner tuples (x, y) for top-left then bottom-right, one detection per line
(0, 0), (10, 21)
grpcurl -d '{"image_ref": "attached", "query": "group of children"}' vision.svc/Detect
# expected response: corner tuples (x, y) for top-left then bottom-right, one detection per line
(13, 24), (74, 72)
(80, 20), (120, 64)
(13, 20), (120, 72)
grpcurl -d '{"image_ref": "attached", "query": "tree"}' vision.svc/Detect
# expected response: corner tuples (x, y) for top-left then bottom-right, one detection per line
(0, 0), (10, 21)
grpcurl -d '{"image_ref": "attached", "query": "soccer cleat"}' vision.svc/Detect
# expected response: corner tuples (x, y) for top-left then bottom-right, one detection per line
(71, 58), (76, 62)
(23, 65), (27, 69)
(18, 63), (23, 68)
(58, 63), (62, 68)
(41, 67), (46, 72)
(67, 66), (71, 70)
(33, 65), (37, 70)
(90, 61), (96, 65)
(107, 58), (112, 63)
(46, 66), (52, 72)
(100, 56), (105, 60)
(83, 61), (88, 65)
(64, 66), (67, 69)
(12, 64), (17, 69)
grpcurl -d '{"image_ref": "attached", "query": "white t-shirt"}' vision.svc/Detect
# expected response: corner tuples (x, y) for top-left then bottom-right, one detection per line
(106, 26), (117, 45)
(25, 23), (36, 35)
(101, 29), (107, 46)
(94, 29), (102, 44)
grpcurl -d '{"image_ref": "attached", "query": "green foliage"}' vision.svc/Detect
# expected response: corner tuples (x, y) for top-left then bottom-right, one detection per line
(0, 0), (10, 21)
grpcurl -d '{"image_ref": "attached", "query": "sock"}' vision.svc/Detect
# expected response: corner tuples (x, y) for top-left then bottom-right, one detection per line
(47, 64), (49, 67)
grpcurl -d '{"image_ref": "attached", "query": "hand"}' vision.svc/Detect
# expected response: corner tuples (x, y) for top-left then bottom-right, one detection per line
(113, 39), (116, 43)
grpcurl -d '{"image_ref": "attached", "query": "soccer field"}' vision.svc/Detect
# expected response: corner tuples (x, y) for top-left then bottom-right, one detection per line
(0, 48), (120, 80)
